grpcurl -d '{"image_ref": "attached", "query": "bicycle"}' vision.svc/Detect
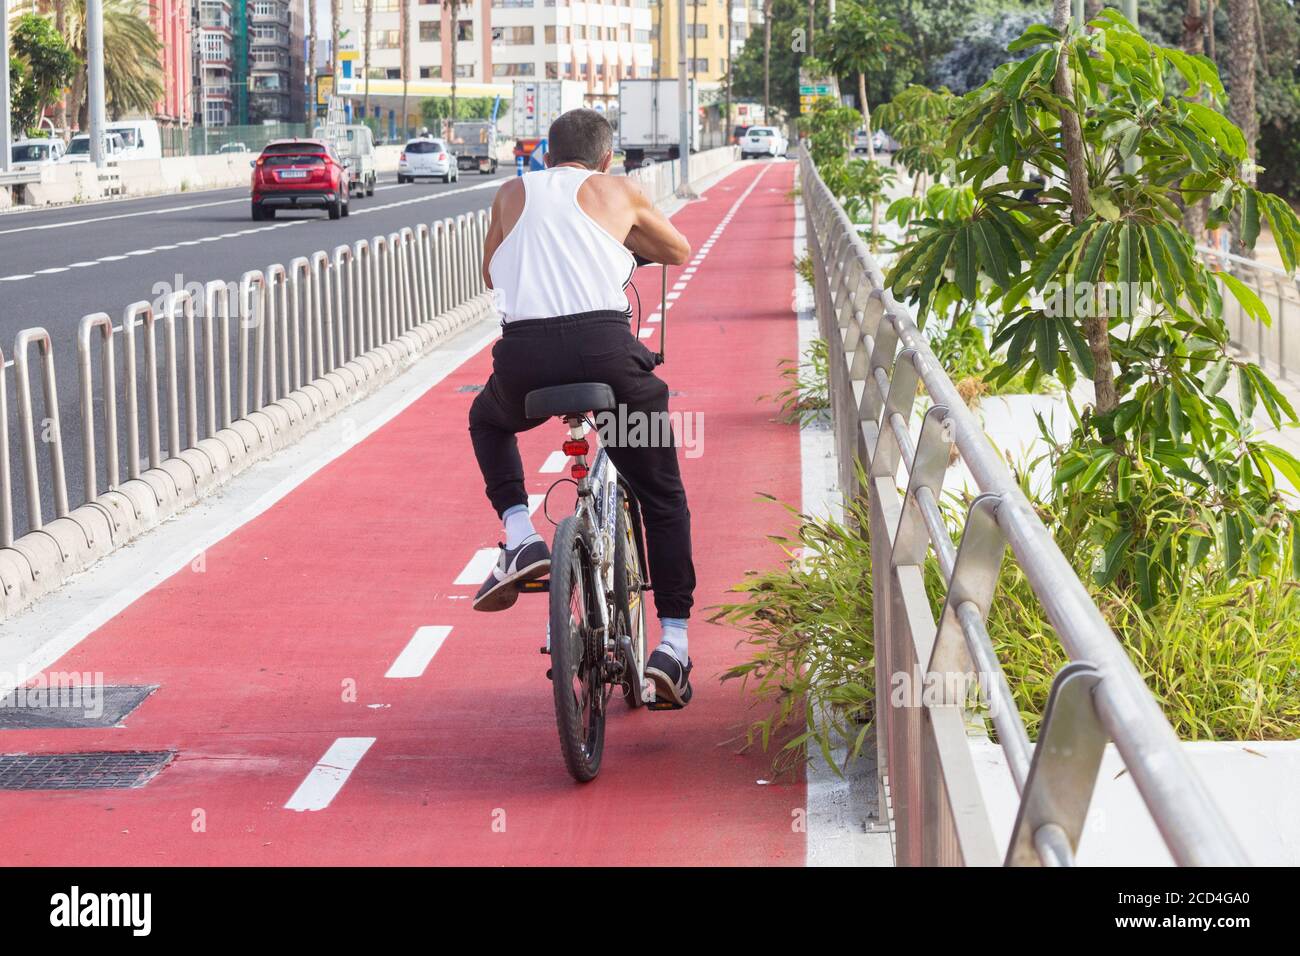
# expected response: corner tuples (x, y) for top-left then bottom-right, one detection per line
(515, 261), (675, 782)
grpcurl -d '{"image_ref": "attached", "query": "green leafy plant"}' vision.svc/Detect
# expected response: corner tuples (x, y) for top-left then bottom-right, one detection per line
(7, 14), (79, 134)
(769, 339), (831, 425)
(887, 12), (1300, 602)
(712, 495), (875, 776)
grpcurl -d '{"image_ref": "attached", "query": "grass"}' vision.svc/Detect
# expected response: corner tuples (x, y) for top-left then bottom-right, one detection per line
(768, 338), (831, 426)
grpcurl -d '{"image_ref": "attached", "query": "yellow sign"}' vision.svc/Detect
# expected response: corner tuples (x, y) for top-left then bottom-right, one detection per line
(317, 75), (334, 105)
(338, 50), (359, 62)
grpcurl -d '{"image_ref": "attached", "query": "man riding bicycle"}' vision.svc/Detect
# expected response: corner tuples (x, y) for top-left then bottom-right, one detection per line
(468, 109), (697, 708)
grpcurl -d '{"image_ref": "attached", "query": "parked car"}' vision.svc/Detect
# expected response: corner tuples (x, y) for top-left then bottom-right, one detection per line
(250, 139), (350, 221)
(740, 126), (787, 159)
(61, 132), (127, 163)
(731, 124), (752, 145)
(853, 129), (872, 153)
(10, 138), (65, 168)
(218, 142), (250, 154)
(398, 138), (460, 183)
(106, 119), (162, 160)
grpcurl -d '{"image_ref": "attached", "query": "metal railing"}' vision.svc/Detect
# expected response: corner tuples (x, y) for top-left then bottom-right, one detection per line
(800, 146), (1248, 866)
(0, 211), (494, 622)
(1199, 246), (1300, 379)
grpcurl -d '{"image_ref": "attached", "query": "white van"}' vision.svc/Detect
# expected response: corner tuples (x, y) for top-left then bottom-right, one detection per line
(11, 138), (66, 168)
(61, 132), (127, 163)
(106, 119), (162, 160)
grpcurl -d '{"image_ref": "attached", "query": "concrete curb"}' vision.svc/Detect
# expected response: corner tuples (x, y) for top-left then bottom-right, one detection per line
(0, 294), (496, 623)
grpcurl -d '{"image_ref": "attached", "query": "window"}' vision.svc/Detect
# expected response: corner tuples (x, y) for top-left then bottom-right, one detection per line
(496, 25), (535, 44)
(607, 27), (617, 40)
(618, 25), (630, 41)
(456, 62), (474, 77)
(689, 57), (708, 72)
(546, 62), (558, 78)
(418, 21), (440, 42)
(687, 23), (707, 38)
(456, 19), (473, 41)
(371, 29), (400, 49)
(419, 66), (435, 78)
(573, 25), (586, 39)
(491, 0), (534, 6)
(352, 0), (398, 10)
(418, 0), (438, 4)
(493, 62), (536, 76)
(544, 25), (569, 43)
(385, 67), (401, 79)
(634, 29), (650, 42)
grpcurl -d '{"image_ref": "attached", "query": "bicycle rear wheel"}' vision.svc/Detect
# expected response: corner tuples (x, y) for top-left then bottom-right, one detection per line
(549, 516), (606, 781)
(613, 484), (649, 708)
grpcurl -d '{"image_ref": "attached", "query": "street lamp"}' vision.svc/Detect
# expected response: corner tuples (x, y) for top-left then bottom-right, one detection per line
(87, 0), (108, 167)
(1, 0), (13, 173)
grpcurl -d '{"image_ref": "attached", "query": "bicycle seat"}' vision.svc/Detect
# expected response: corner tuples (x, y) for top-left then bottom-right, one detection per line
(525, 383), (616, 418)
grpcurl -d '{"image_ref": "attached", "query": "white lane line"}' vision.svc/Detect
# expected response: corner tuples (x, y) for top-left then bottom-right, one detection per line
(34, 267), (68, 274)
(284, 737), (376, 812)
(68, 261), (98, 268)
(124, 249), (154, 256)
(639, 328), (655, 339)
(98, 255), (127, 261)
(672, 281), (688, 291)
(385, 625), (453, 679)
(540, 450), (567, 473)
(528, 493), (545, 514)
(647, 312), (661, 323)
(0, 274), (34, 281)
(455, 547), (500, 585)
(666, 291), (681, 301)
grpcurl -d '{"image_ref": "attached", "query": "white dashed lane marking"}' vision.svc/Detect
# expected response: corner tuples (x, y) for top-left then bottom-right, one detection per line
(283, 737), (376, 812)
(385, 626), (453, 679)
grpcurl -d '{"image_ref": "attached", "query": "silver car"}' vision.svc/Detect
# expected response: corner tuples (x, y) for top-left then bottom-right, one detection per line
(397, 138), (460, 183)
(740, 126), (787, 159)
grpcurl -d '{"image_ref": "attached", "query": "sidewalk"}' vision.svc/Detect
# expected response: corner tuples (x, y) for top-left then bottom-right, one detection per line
(0, 162), (817, 865)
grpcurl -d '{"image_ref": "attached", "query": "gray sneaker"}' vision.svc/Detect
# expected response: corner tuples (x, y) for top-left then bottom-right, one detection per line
(473, 535), (551, 612)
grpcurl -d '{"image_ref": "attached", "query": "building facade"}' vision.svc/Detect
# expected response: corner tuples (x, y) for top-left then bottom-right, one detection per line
(196, 0), (236, 127)
(247, 0), (304, 122)
(649, 0), (764, 88)
(337, 0), (654, 110)
(153, 0), (193, 125)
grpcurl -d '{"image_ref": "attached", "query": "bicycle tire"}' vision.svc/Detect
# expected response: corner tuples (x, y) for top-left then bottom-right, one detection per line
(613, 485), (649, 708)
(549, 516), (605, 781)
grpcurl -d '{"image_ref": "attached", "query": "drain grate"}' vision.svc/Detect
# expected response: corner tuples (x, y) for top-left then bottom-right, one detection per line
(0, 684), (157, 730)
(0, 751), (175, 791)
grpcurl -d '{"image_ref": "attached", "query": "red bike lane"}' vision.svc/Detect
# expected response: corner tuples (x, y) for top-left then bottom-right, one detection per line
(0, 161), (805, 866)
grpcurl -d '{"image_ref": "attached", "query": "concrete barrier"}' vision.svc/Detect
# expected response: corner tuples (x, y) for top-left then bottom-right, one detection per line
(14, 144), (410, 208)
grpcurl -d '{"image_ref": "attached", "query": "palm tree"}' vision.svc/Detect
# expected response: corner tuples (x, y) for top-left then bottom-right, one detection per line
(307, 0), (318, 121)
(762, 0), (771, 119)
(362, 0), (373, 121)
(63, 0), (164, 125)
(399, 0), (409, 139)
(330, 0), (341, 85)
(449, 0), (462, 130)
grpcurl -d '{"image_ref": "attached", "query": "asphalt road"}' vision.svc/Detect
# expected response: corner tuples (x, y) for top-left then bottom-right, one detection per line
(0, 169), (510, 538)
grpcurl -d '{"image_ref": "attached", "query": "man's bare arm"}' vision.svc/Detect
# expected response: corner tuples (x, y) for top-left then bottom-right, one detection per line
(621, 181), (691, 266)
(481, 182), (514, 288)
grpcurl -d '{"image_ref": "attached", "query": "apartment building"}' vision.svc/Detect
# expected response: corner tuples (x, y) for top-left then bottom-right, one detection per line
(336, 0), (654, 110)
(648, 0), (764, 88)
(152, 0), (193, 125)
(248, 0), (307, 122)
(196, 0), (236, 127)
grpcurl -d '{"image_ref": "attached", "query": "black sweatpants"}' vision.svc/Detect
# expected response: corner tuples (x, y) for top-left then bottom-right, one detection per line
(468, 311), (695, 620)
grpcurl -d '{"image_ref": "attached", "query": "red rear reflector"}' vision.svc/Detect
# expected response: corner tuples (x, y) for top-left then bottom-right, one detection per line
(571, 463), (589, 480)
(563, 438), (589, 457)
(438, 152), (446, 160)
(400, 152), (406, 161)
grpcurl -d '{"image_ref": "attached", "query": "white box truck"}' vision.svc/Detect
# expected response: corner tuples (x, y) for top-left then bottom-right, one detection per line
(617, 79), (698, 171)
(511, 80), (586, 162)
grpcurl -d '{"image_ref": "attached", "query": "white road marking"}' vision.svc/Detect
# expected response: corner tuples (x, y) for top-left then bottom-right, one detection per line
(68, 261), (98, 268)
(639, 328), (655, 339)
(672, 281), (688, 291)
(385, 626), (452, 679)
(34, 267), (68, 274)
(528, 493), (545, 514)
(647, 312), (661, 323)
(98, 255), (127, 261)
(540, 450), (568, 473)
(455, 547), (500, 585)
(666, 292), (681, 300)
(0, 274), (34, 281)
(284, 737), (376, 811)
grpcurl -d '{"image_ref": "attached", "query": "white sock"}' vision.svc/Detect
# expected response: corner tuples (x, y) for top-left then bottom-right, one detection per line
(503, 505), (537, 550)
(657, 618), (688, 664)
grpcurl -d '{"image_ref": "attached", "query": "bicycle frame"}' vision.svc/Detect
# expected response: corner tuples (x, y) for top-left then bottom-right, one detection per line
(564, 415), (620, 644)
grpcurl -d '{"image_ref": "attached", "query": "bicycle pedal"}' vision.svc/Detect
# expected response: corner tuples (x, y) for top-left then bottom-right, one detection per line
(517, 579), (549, 593)
(545, 667), (553, 681)
(539, 645), (549, 655)
(646, 699), (685, 711)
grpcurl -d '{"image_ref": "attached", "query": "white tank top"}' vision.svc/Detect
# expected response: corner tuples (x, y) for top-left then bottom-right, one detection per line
(488, 166), (636, 322)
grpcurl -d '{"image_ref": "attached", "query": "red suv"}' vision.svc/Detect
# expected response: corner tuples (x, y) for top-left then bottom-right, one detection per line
(251, 139), (350, 221)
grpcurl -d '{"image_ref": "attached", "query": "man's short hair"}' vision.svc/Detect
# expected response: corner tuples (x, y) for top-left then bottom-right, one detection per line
(547, 109), (613, 169)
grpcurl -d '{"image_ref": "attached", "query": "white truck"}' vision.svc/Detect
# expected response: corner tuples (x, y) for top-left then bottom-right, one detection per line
(617, 78), (698, 171)
(511, 80), (586, 163)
